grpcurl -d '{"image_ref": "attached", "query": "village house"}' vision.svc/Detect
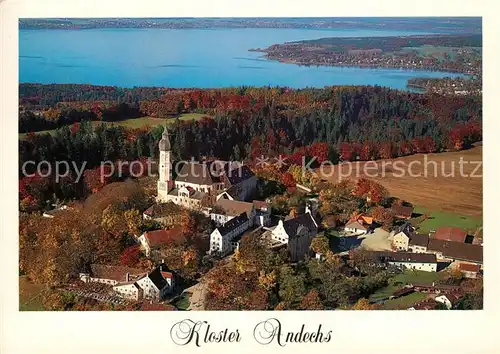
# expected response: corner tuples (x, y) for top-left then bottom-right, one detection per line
(155, 126), (257, 210)
(391, 222), (416, 251)
(344, 215), (373, 235)
(271, 211), (318, 262)
(391, 205), (414, 219)
(209, 212), (250, 256)
(427, 239), (483, 267)
(134, 264), (175, 301)
(137, 226), (184, 257)
(79, 264), (147, 286)
(368, 251), (438, 272)
(458, 263), (481, 279)
(409, 233), (430, 253)
(79, 263), (175, 301)
(431, 226), (468, 243)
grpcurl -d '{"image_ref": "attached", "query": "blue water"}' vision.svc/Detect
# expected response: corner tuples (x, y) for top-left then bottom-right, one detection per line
(19, 28), (465, 89)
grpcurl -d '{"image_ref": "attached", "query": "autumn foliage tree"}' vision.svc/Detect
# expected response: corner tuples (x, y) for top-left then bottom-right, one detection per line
(120, 245), (141, 267)
(299, 289), (324, 310)
(205, 263), (268, 310)
(310, 236), (330, 257)
(370, 206), (395, 230)
(351, 298), (377, 310)
(353, 178), (388, 204)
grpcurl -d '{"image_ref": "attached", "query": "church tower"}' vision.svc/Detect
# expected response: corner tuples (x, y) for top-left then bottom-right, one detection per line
(157, 124), (172, 202)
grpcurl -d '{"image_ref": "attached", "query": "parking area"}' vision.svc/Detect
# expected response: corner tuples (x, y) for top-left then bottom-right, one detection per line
(360, 228), (392, 251)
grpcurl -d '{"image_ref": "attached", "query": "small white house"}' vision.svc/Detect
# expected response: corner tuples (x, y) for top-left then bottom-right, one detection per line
(388, 253), (437, 272)
(135, 264), (174, 301)
(344, 215), (373, 235)
(370, 252), (438, 272)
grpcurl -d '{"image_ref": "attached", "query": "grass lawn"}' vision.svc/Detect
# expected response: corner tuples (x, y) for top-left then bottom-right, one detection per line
(381, 292), (428, 310)
(369, 269), (443, 303)
(391, 269), (442, 285)
(411, 206), (482, 234)
(19, 113), (208, 139)
(174, 292), (192, 310)
(19, 275), (47, 311)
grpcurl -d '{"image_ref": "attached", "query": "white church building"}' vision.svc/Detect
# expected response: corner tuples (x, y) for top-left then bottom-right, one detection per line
(155, 126), (257, 210)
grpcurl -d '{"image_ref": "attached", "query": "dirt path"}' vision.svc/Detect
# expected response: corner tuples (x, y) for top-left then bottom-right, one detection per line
(186, 281), (207, 311)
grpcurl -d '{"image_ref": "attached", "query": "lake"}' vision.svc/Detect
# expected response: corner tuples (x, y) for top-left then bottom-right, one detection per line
(19, 28), (465, 90)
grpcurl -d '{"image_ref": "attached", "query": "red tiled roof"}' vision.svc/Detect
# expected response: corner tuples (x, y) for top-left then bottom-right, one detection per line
(143, 226), (184, 248)
(459, 263), (481, 272)
(433, 227), (467, 243)
(161, 271), (173, 279)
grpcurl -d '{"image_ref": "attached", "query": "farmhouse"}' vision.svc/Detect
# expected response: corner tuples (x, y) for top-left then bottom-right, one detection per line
(409, 233), (430, 253)
(209, 212), (250, 256)
(344, 215), (373, 235)
(137, 227), (184, 256)
(368, 251), (438, 272)
(391, 222), (416, 251)
(135, 264), (175, 301)
(427, 239), (483, 265)
(271, 211), (318, 262)
(458, 263), (481, 278)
